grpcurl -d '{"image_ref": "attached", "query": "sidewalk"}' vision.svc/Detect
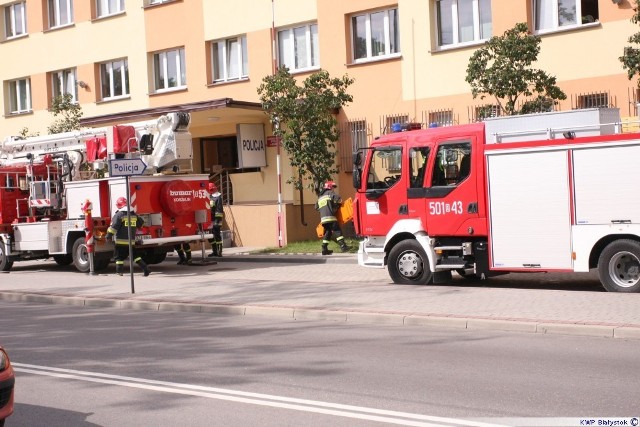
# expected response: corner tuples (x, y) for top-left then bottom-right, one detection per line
(1, 247), (640, 341)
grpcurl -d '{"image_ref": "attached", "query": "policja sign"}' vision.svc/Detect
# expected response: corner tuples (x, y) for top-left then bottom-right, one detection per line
(107, 157), (148, 294)
(108, 158), (147, 176)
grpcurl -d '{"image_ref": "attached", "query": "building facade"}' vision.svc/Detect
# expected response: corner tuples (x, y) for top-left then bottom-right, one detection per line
(1, 0), (637, 247)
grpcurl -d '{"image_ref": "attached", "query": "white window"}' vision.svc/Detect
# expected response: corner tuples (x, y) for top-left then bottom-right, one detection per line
(436, 0), (492, 47)
(153, 48), (186, 91)
(534, 0), (599, 32)
(212, 36), (248, 83)
(352, 8), (400, 62)
(149, 0), (172, 5)
(51, 68), (77, 102)
(4, 2), (27, 39)
(96, 0), (124, 18)
(278, 23), (319, 72)
(8, 78), (31, 113)
(100, 59), (129, 99)
(48, 0), (73, 28)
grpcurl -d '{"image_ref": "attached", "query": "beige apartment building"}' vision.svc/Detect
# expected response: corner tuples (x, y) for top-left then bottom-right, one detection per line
(0, 0), (637, 247)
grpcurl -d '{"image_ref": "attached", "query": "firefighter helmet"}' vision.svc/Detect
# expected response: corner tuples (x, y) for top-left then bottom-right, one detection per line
(115, 197), (127, 209)
(323, 181), (337, 190)
(207, 182), (218, 193)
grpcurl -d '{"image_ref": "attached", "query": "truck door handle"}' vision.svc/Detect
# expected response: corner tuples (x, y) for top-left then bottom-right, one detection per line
(399, 204), (408, 215)
(467, 202), (478, 214)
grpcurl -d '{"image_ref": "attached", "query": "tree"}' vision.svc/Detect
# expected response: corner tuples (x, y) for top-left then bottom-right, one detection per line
(620, 0), (640, 88)
(257, 68), (354, 193)
(466, 22), (566, 115)
(48, 93), (83, 134)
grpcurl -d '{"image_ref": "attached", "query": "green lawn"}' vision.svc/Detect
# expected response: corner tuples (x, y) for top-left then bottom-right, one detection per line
(255, 237), (361, 254)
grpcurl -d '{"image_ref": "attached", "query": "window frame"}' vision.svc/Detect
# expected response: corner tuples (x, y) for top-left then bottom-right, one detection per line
(48, 0), (74, 29)
(152, 47), (187, 92)
(96, 0), (125, 18)
(4, 1), (27, 39)
(277, 22), (319, 72)
(100, 58), (129, 100)
(533, 0), (599, 34)
(51, 68), (78, 103)
(7, 77), (32, 114)
(435, 0), (492, 49)
(351, 8), (400, 63)
(211, 35), (248, 83)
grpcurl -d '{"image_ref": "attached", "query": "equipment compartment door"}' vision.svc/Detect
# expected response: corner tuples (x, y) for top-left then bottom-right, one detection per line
(487, 150), (573, 270)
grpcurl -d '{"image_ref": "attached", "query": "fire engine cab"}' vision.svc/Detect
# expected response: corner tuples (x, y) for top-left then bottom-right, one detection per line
(352, 108), (640, 293)
(0, 112), (213, 273)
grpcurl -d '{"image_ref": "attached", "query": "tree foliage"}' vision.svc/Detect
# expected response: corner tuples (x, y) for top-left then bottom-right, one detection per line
(620, 0), (640, 88)
(48, 93), (83, 134)
(257, 68), (354, 193)
(466, 22), (566, 115)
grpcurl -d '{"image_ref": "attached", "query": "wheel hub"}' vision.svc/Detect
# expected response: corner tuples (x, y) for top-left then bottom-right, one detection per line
(609, 251), (640, 288)
(397, 251), (423, 279)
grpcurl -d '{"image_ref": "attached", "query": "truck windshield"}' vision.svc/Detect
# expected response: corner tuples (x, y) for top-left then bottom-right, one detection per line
(366, 147), (402, 190)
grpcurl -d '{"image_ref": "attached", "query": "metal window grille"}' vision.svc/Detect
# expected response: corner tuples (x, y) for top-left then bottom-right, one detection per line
(571, 91), (615, 110)
(423, 109), (456, 127)
(467, 104), (501, 123)
(380, 113), (409, 134)
(338, 120), (369, 173)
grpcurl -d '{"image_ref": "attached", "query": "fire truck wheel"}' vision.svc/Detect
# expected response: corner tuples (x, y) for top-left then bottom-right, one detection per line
(53, 254), (73, 266)
(143, 251), (167, 265)
(0, 243), (13, 272)
(71, 237), (91, 273)
(598, 239), (640, 293)
(387, 240), (432, 285)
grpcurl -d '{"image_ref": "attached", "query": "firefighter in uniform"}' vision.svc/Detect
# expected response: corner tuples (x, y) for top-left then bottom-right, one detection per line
(106, 197), (150, 276)
(207, 182), (224, 257)
(315, 180), (349, 255)
(174, 243), (192, 265)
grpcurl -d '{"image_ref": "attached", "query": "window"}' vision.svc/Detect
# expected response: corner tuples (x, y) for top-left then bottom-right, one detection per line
(432, 142), (471, 186)
(534, 0), (599, 32)
(96, 0), (124, 18)
(51, 68), (77, 103)
(278, 23), (319, 72)
(427, 109), (454, 126)
(576, 92), (609, 109)
(352, 8), (400, 62)
(4, 2), (26, 39)
(338, 119), (368, 173)
(366, 147), (403, 190)
(436, 0), (492, 47)
(48, 0), (73, 28)
(153, 48), (186, 92)
(149, 0), (172, 4)
(212, 36), (248, 83)
(382, 114), (409, 134)
(410, 147), (430, 188)
(7, 78), (31, 113)
(100, 59), (129, 100)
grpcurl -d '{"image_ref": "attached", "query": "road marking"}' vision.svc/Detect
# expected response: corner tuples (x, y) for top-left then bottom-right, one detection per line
(13, 363), (504, 427)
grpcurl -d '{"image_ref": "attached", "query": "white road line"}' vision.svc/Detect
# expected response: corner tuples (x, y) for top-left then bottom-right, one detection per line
(13, 363), (504, 427)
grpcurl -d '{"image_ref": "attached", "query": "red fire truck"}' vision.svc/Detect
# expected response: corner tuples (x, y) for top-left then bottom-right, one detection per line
(0, 112), (212, 273)
(352, 108), (640, 292)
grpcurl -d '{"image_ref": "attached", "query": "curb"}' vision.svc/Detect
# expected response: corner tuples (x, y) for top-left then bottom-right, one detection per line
(193, 253), (357, 265)
(2, 291), (639, 341)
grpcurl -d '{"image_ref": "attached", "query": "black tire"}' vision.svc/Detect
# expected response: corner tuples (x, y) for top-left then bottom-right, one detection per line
(93, 256), (111, 271)
(53, 254), (73, 266)
(598, 239), (640, 293)
(143, 250), (167, 265)
(0, 242), (13, 272)
(71, 237), (90, 273)
(387, 239), (432, 285)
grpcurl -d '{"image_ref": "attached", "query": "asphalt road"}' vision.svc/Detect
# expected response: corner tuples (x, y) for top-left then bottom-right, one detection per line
(2, 301), (639, 427)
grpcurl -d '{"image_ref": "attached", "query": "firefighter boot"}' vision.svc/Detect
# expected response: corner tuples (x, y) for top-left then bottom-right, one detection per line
(136, 259), (151, 277)
(177, 251), (186, 265)
(340, 242), (349, 253)
(321, 243), (333, 256)
(115, 263), (123, 276)
(216, 241), (223, 258)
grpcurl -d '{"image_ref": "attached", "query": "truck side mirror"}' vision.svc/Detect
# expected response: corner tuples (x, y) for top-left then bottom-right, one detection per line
(352, 151), (362, 189)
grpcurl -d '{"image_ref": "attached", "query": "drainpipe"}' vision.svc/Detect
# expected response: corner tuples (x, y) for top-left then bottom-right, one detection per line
(299, 173), (307, 226)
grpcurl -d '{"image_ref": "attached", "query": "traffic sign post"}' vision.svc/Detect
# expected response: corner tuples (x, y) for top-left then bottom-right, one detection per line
(108, 158), (148, 294)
